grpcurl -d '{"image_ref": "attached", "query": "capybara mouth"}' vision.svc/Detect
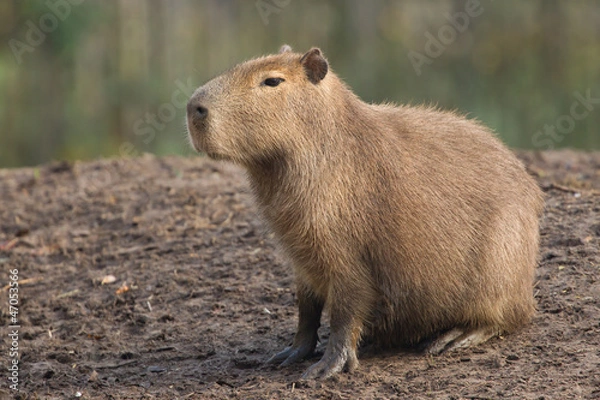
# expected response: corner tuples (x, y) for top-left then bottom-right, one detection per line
(186, 116), (209, 153)
(186, 127), (202, 153)
(187, 127), (229, 161)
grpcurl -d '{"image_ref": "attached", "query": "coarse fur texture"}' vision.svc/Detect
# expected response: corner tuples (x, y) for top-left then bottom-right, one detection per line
(186, 45), (545, 379)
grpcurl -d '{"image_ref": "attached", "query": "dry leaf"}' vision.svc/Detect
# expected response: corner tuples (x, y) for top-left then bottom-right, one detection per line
(101, 275), (117, 285)
(88, 370), (98, 382)
(116, 283), (129, 295)
(0, 238), (19, 251)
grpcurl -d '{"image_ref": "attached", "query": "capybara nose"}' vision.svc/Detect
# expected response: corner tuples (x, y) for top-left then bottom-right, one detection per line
(187, 100), (208, 120)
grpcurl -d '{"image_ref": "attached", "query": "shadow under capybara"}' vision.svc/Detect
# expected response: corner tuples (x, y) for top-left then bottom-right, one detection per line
(185, 45), (545, 379)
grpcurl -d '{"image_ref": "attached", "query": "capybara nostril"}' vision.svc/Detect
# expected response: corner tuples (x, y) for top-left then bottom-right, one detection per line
(187, 100), (208, 120)
(195, 105), (208, 119)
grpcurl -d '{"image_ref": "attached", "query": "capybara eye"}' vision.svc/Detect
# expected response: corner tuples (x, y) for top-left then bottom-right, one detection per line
(263, 77), (285, 87)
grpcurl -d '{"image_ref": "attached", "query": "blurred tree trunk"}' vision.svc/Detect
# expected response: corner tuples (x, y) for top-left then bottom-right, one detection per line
(109, 2), (124, 145)
(540, 1), (565, 84)
(149, 0), (166, 89)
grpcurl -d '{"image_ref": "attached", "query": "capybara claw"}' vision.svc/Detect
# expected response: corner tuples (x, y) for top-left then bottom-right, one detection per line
(266, 347), (293, 365)
(267, 342), (314, 367)
(301, 346), (358, 380)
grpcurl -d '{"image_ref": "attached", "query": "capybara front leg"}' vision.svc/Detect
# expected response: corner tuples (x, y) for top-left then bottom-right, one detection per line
(301, 283), (369, 379)
(267, 282), (323, 366)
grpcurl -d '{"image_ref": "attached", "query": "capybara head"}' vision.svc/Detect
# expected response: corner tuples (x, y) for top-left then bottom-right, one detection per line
(186, 45), (330, 166)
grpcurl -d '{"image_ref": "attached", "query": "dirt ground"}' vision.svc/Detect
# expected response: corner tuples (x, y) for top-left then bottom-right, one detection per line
(0, 150), (599, 400)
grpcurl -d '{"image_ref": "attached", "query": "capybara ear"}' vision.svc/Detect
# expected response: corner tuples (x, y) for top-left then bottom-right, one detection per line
(300, 48), (328, 84)
(279, 44), (292, 53)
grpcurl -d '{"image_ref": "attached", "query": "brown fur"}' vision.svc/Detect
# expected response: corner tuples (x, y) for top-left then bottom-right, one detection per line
(186, 46), (544, 379)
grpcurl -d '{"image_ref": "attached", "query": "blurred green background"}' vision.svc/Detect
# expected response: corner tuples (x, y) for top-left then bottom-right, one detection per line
(1, 0), (599, 168)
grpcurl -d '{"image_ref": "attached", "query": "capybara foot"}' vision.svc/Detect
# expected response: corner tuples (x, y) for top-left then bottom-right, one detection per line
(301, 343), (358, 380)
(267, 340), (316, 367)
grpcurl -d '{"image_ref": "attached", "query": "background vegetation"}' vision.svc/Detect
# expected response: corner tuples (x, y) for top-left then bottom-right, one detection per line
(1, 0), (599, 168)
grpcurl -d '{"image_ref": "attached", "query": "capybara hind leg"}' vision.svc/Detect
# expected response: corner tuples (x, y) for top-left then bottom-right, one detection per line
(444, 327), (499, 352)
(429, 327), (499, 354)
(427, 328), (464, 355)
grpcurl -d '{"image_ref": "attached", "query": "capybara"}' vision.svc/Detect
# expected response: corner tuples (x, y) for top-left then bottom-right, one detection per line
(186, 45), (544, 379)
